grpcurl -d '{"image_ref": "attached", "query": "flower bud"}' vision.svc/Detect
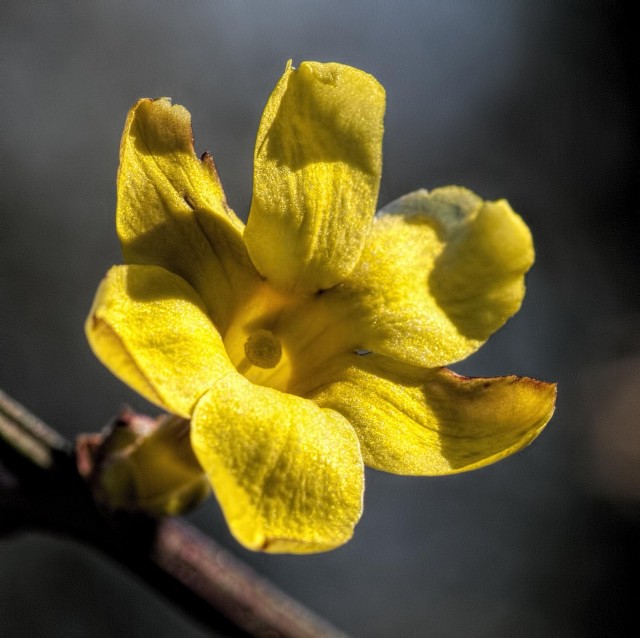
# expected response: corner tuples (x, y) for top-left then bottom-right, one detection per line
(77, 410), (210, 516)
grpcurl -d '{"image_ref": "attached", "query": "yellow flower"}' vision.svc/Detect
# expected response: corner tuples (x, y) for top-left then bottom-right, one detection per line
(86, 60), (556, 553)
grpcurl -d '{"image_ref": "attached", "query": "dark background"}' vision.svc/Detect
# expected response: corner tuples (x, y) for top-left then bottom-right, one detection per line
(1, 2), (638, 636)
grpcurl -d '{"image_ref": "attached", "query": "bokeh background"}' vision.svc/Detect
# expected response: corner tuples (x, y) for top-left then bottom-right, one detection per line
(1, 2), (638, 636)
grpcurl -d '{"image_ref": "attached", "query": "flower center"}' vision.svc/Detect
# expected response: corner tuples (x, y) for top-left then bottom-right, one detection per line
(222, 281), (345, 394)
(243, 329), (282, 369)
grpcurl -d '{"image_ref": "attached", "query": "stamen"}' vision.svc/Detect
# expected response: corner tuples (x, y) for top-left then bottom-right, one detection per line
(244, 329), (282, 369)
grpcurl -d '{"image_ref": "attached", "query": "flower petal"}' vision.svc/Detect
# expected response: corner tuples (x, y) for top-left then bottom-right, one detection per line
(326, 187), (535, 367)
(311, 354), (556, 475)
(117, 97), (259, 333)
(86, 264), (233, 417)
(244, 61), (385, 293)
(191, 374), (364, 553)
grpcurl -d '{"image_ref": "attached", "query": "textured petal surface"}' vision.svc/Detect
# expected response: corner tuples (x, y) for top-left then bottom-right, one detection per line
(244, 61), (385, 293)
(117, 98), (259, 333)
(326, 187), (535, 367)
(86, 265), (233, 417)
(191, 374), (364, 553)
(311, 354), (557, 475)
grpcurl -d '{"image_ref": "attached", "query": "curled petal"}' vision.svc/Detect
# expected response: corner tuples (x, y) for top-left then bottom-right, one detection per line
(117, 98), (259, 333)
(327, 187), (535, 367)
(86, 265), (233, 417)
(311, 353), (556, 475)
(191, 374), (364, 553)
(245, 61), (385, 293)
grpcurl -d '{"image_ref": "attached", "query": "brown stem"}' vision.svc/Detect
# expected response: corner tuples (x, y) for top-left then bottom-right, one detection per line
(0, 389), (346, 637)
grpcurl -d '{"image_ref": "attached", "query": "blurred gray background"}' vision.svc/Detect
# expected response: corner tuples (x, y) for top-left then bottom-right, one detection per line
(1, 2), (638, 636)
